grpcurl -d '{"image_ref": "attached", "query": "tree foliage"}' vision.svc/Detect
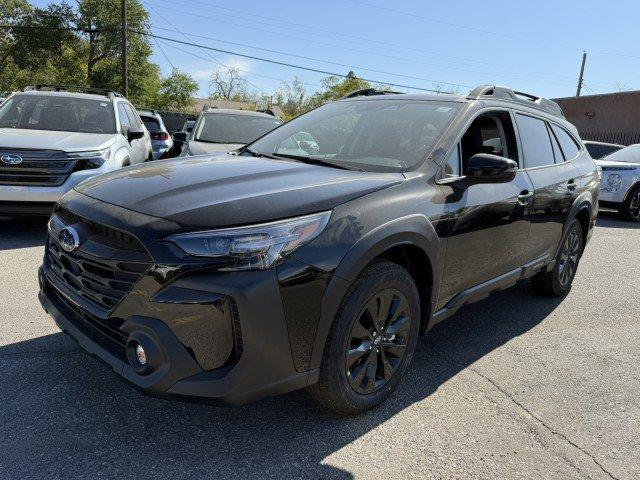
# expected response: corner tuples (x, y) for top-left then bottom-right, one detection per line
(0, 0), (197, 110)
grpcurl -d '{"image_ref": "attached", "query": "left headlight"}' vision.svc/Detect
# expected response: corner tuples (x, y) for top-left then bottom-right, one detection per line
(167, 211), (332, 271)
(69, 147), (111, 169)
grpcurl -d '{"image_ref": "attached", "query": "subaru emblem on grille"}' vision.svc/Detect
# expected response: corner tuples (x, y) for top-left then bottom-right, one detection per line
(1, 154), (23, 165)
(58, 226), (81, 253)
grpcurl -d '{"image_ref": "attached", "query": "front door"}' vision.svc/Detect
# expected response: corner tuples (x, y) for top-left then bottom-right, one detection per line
(438, 111), (534, 308)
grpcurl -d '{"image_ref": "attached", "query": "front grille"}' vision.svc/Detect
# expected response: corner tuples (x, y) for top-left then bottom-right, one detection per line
(45, 207), (152, 314)
(47, 284), (128, 361)
(0, 148), (78, 186)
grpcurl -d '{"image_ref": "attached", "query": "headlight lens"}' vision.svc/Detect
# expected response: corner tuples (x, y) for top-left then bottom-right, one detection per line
(69, 147), (111, 169)
(167, 211), (331, 270)
(607, 173), (622, 189)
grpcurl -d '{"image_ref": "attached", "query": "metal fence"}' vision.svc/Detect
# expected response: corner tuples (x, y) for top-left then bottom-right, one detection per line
(580, 131), (640, 146)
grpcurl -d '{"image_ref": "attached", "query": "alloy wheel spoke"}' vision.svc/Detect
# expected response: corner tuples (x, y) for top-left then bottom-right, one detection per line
(351, 317), (372, 341)
(386, 314), (410, 336)
(381, 341), (406, 357)
(346, 341), (372, 369)
(379, 347), (395, 380)
(364, 352), (378, 391)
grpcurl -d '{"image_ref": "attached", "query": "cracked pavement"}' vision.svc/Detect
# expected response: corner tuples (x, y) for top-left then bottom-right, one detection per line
(0, 212), (638, 479)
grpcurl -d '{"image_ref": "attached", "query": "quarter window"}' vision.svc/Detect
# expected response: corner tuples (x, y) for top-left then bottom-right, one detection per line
(516, 114), (555, 169)
(548, 124), (564, 163)
(444, 143), (461, 177)
(550, 124), (580, 160)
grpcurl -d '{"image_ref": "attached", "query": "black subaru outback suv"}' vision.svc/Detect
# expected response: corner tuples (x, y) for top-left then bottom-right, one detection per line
(39, 85), (599, 415)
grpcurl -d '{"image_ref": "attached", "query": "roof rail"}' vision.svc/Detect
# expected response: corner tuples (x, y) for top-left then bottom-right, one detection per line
(467, 84), (564, 118)
(342, 88), (403, 99)
(22, 84), (124, 99)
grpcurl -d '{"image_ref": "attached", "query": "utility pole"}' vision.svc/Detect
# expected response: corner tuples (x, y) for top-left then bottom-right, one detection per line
(120, 0), (128, 97)
(576, 51), (587, 97)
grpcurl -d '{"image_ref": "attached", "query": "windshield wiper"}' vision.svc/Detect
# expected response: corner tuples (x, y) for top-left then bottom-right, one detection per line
(271, 153), (364, 172)
(241, 147), (281, 160)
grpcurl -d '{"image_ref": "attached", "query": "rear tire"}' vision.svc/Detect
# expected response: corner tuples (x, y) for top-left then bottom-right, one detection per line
(619, 185), (640, 222)
(532, 218), (583, 296)
(307, 260), (420, 416)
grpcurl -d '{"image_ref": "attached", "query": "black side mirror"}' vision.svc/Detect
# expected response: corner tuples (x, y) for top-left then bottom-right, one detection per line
(466, 153), (518, 182)
(127, 126), (145, 142)
(172, 131), (188, 143)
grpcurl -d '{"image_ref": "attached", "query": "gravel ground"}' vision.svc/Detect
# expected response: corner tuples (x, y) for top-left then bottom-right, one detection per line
(0, 212), (638, 479)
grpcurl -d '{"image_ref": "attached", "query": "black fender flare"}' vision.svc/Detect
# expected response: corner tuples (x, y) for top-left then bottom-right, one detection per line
(553, 191), (594, 260)
(307, 214), (440, 373)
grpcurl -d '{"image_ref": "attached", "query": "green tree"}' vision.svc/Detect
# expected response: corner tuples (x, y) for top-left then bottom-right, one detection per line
(149, 68), (198, 111)
(274, 77), (308, 121)
(307, 71), (371, 109)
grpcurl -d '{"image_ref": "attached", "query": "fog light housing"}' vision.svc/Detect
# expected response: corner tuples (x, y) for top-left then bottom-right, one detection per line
(126, 334), (162, 376)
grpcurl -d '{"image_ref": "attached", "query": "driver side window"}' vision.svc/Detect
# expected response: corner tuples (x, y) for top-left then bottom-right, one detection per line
(458, 112), (518, 176)
(117, 103), (131, 132)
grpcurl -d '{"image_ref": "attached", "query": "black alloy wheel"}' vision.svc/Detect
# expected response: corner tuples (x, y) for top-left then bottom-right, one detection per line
(557, 226), (581, 287)
(345, 289), (411, 395)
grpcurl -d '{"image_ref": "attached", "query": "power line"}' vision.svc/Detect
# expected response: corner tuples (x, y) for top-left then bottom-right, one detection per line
(146, 0), (588, 90)
(143, 0), (267, 94)
(131, 30), (459, 92)
(148, 0), (592, 87)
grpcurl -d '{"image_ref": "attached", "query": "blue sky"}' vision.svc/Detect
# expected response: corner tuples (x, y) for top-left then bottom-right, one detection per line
(33, 0), (640, 99)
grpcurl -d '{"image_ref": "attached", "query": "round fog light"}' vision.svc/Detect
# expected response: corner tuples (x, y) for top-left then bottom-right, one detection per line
(136, 344), (147, 366)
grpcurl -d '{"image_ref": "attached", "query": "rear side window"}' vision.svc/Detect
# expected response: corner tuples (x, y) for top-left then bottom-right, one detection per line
(547, 124), (564, 163)
(141, 116), (161, 132)
(516, 114), (555, 169)
(550, 124), (580, 160)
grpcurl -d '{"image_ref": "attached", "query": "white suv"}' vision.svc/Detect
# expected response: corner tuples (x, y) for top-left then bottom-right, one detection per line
(0, 85), (152, 215)
(596, 144), (640, 221)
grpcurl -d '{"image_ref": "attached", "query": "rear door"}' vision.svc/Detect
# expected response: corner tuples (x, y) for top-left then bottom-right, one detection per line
(515, 113), (580, 262)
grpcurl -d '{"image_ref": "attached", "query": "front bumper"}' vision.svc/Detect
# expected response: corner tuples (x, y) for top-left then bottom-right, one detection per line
(0, 167), (108, 212)
(39, 260), (317, 406)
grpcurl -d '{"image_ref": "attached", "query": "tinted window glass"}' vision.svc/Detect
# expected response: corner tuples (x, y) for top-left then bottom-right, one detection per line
(117, 103), (130, 130)
(194, 113), (282, 145)
(516, 114), (555, 168)
(124, 104), (141, 128)
(0, 94), (116, 133)
(548, 124), (564, 163)
(141, 116), (161, 132)
(249, 100), (461, 173)
(550, 124), (580, 160)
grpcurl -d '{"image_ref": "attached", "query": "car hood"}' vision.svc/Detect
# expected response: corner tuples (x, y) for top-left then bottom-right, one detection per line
(595, 159), (640, 168)
(75, 154), (404, 228)
(0, 128), (116, 152)
(186, 140), (243, 155)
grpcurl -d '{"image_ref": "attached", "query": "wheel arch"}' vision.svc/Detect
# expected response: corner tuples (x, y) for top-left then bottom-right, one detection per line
(307, 215), (440, 373)
(565, 191), (594, 253)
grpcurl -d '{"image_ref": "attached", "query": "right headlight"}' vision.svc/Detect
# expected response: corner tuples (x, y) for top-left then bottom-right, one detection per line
(167, 211), (331, 271)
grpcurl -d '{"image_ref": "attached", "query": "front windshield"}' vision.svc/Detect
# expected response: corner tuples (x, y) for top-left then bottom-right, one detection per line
(194, 113), (282, 144)
(0, 94), (116, 134)
(248, 99), (461, 172)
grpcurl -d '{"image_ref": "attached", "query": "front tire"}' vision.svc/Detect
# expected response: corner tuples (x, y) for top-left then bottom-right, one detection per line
(619, 185), (640, 222)
(307, 260), (420, 416)
(532, 218), (583, 296)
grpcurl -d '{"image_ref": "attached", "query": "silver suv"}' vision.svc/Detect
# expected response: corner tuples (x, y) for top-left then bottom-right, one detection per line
(0, 85), (152, 215)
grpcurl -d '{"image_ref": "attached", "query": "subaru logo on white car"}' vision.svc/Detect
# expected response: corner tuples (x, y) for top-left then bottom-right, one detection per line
(1, 154), (22, 165)
(58, 226), (81, 253)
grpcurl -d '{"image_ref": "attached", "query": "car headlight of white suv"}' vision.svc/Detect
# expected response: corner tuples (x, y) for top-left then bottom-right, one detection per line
(69, 147), (112, 170)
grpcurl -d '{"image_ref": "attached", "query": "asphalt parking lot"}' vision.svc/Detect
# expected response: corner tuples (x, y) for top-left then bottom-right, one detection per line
(0, 212), (638, 479)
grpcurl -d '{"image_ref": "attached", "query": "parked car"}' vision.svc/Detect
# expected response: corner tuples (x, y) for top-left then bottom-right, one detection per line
(583, 140), (624, 160)
(0, 85), (153, 215)
(181, 119), (195, 134)
(172, 109), (282, 156)
(39, 85), (598, 415)
(138, 109), (173, 160)
(595, 144), (640, 221)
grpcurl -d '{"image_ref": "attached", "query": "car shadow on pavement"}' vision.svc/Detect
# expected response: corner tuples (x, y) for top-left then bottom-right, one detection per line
(0, 216), (48, 250)
(596, 210), (640, 229)
(0, 282), (563, 479)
